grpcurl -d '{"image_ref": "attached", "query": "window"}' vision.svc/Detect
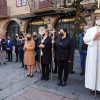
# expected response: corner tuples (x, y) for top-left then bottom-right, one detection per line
(22, 0), (26, 6)
(17, 0), (21, 7)
(16, 0), (26, 7)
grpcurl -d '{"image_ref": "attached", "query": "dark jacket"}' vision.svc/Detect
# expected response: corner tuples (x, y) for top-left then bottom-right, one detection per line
(34, 38), (39, 53)
(5, 40), (13, 51)
(0, 39), (6, 51)
(37, 36), (52, 64)
(15, 38), (18, 53)
(55, 36), (74, 61)
(78, 33), (87, 53)
(17, 39), (25, 52)
(78, 33), (83, 53)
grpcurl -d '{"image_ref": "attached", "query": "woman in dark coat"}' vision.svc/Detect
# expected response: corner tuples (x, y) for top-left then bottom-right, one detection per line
(37, 30), (52, 81)
(52, 28), (74, 87)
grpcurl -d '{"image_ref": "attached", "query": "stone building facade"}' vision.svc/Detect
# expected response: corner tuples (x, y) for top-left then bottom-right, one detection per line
(0, 0), (96, 42)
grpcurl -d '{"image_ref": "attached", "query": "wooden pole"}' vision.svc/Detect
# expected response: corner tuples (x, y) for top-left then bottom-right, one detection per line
(94, 20), (100, 98)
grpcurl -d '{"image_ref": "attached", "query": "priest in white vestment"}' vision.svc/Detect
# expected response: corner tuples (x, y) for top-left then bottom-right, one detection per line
(83, 17), (100, 93)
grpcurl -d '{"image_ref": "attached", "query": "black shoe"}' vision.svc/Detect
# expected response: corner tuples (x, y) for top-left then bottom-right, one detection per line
(34, 71), (37, 73)
(4, 62), (7, 65)
(30, 75), (33, 77)
(62, 82), (66, 87)
(57, 80), (62, 86)
(80, 71), (85, 75)
(70, 71), (75, 74)
(15, 60), (18, 62)
(45, 77), (49, 81)
(7, 60), (10, 62)
(90, 90), (94, 95)
(27, 74), (30, 77)
(41, 77), (45, 80)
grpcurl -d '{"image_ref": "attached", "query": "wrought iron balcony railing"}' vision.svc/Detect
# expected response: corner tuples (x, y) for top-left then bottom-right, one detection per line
(28, 0), (55, 13)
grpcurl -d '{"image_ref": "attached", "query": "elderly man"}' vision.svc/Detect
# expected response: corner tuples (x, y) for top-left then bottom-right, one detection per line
(84, 17), (100, 94)
(78, 25), (90, 75)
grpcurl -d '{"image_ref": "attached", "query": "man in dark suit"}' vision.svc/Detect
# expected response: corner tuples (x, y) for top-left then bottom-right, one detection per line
(5, 36), (13, 62)
(15, 34), (19, 62)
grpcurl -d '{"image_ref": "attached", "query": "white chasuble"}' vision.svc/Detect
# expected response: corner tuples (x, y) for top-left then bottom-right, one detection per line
(83, 26), (100, 91)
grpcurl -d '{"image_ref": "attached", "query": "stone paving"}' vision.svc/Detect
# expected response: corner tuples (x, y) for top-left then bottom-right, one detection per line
(0, 54), (100, 100)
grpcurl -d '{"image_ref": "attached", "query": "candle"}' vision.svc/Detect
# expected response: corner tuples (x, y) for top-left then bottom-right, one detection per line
(98, 0), (100, 8)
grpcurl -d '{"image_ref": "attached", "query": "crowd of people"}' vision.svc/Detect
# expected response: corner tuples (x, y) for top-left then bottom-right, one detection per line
(0, 18), (100, 95)
(0, 28), (74, 87)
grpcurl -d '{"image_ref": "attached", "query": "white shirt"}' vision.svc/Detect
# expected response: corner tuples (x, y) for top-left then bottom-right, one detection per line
(41, 38), (46, 56)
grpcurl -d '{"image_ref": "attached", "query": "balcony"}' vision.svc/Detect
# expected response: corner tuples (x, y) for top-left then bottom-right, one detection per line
(0, 5), (10, 18)
(29, 0), (56, 14)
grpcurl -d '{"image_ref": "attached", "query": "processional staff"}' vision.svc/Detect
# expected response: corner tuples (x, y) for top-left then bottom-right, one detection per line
(94, 0), (100, 97)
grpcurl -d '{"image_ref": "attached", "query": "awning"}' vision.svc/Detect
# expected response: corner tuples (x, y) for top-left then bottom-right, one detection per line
(17, 9), (76, 20)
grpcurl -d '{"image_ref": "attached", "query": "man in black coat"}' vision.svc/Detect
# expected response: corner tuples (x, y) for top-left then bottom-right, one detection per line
(15, 34), (19, 62)
(37, 30), (52, 81)
(52, 28), (74, 87)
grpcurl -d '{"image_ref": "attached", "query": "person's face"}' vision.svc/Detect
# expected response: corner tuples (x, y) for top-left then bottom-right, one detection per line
(84, 26), (89, 33)
(27, 35), (31, 38)
(33, 33), (37, 38)
(16, 34), (18, 37)
(60, 29), (64, 33)
(2, 36), (5, 39)
(19, 36), (23, 39)
(27, 35), (31, 40)
(95, 17), (100, 25)
(8, 37), (11, 40)
(45, 31), (47, 36)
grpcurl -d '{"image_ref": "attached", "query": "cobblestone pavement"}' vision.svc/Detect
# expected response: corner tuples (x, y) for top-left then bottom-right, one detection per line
(0, 54), (100, 100)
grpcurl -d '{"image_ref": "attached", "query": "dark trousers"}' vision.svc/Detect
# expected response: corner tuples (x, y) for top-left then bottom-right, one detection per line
(8, 50), (12, 61)
(16, 51), (19, 61)
(54, 58), (57, 72)
(41, 63), (49, 78)
(57, 60), (69, 83)
(19, 51), (24, 66)
(80, 50), (87, 72)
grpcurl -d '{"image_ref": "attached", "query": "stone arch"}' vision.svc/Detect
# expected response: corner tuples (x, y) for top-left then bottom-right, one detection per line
(3, 18), (21, 34)
(26, 18), (47, 35)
